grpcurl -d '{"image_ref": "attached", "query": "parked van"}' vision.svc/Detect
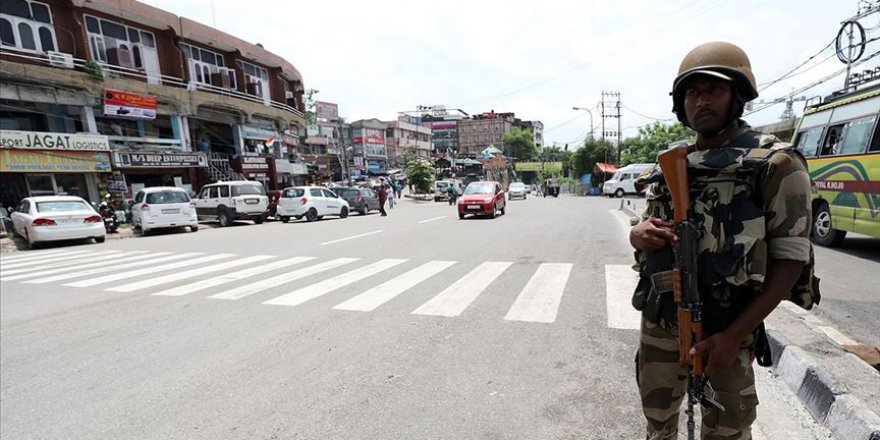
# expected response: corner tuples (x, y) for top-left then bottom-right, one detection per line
(434, 180), (463, 202)
(603, 163), (654, 197)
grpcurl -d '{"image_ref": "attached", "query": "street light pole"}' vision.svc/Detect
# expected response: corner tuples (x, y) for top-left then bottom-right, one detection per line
(571, 106), (594, 140)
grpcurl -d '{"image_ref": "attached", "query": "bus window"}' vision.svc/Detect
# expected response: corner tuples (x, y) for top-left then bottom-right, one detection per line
(820, 125), (844, 156)
(839, 115), (876, 155)
(871, 119), (880, 152)
(795, 127), (824, 157)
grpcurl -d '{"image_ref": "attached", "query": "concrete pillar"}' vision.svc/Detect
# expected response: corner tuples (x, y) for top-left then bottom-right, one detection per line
(81, 106), (98, 133)
(233, 124), (244, 155)
(170, 115), (191, 151)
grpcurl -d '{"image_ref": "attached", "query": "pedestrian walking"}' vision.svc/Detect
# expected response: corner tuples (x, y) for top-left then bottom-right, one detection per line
(394, 180), (403, 199)
(377, 178), (388, 216)
(388, 182), (395, 209)
(629, 41), (817, 440)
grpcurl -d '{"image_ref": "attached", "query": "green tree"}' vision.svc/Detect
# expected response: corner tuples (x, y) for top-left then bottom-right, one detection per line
(620, 122), (694, 165)
(569, 138), (617, 179)
(406, 159), (435, 195)
(304, 88), (320, 124)
(502, 126), (539, 160)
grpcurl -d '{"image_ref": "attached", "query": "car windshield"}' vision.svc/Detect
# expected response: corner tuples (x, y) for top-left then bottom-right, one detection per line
(233, 184), (264, 196)
(36, 201), (90, 212)
(146, 191), (189, 204)
(464, 183), (494, 194)
(283, 188), (305, 198)
(510, 183), (525, 190)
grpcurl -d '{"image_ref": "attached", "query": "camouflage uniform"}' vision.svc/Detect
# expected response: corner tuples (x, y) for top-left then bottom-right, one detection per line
(633, 122), (814, 440)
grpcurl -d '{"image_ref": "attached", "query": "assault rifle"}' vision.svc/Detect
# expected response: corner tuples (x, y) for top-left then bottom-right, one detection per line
(657, 146), (724, 440)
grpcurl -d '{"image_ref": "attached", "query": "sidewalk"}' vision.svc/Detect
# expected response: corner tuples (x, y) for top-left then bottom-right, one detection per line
(620, 202), (880, 440)
(0, 226), (137, 253)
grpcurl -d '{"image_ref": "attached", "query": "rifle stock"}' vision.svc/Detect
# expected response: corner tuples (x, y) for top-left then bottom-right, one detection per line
(657, 146), (690, 223)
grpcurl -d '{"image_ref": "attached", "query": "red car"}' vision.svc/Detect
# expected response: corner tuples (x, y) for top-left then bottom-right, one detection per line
(457, 181), (506, 219)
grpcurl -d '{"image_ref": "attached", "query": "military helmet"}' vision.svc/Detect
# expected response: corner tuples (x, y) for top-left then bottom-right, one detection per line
(671, 42), (759, 127)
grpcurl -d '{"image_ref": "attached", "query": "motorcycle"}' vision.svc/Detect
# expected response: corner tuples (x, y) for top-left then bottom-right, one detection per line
(99, 202), (118, 233)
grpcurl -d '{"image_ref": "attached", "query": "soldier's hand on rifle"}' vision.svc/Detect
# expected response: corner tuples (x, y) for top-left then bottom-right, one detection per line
(630, 218), (677, 252)
(689, 331), (739, 375)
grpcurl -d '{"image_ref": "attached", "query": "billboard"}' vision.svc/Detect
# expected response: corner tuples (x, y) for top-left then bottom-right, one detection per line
(515, 161), (563, 172)
(103, 89), (158, 120)
(315, 101), (339, 120)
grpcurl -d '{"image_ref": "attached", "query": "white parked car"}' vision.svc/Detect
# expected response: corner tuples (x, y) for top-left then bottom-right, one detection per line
(276, 186), (350, 222)
(508, 182), (527, 200)
(131, 187), (198, 235)
(194, 181), (268, 227)
(10, 196), (106, 248)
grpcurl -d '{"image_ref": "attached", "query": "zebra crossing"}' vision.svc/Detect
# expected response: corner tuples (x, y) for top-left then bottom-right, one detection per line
(0, 249), (585, 324)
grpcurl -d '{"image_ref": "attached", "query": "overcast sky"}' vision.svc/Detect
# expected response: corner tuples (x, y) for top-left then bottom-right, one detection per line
(150, 0), (879, 146)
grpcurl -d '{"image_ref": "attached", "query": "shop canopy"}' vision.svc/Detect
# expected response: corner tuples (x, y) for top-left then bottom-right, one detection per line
(594, 162), (619, 174)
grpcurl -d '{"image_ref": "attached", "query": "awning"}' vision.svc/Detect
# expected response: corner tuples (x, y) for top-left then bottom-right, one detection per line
(595, 162), (619, 173)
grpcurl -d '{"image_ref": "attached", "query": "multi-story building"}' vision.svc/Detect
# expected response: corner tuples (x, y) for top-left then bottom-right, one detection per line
(421, 111), (464, 159)
(456, 111), (515, 158)
(384, 117), (431, 165)
(348, 119), (387, 175)
(0, 0), (305, 209)
(525, 120), (544, 150)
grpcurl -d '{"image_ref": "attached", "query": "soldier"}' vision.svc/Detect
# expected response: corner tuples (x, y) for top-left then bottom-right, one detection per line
(629, 42), (817, 439)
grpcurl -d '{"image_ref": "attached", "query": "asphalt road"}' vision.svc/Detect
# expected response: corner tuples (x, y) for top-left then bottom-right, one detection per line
(0, 194), (847, 439)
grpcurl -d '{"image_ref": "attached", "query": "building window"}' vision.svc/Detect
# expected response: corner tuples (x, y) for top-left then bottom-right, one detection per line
(181, 43), (235, 88)
(237, 60), (269, 98)
(0, 0), (56, 52)
(84, 14), (157, 70)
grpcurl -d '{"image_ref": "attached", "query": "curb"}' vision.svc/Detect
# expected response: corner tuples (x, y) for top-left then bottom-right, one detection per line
(767, 304), (880, 440)
(0, 228), (136, 253)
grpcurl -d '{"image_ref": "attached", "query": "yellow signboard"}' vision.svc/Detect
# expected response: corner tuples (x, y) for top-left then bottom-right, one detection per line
(515, 161), (563, 172)
(0, 149), (112, 173)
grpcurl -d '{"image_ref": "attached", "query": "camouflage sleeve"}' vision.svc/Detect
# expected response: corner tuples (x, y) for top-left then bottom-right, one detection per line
(761, 150), (812, 262)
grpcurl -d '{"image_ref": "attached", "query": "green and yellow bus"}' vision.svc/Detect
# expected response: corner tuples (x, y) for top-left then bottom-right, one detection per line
(791, 84), (880, 246)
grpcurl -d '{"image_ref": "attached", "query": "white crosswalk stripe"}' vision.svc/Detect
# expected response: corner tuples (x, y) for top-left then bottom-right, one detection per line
(1, 252), (170, 281)
(152, 256), (316, 297)
(333, 260), (456, 312)
(22, 253), (201, 284)
(605, 264), (641, 330)
(209, 258), (359, 300)
(64, 254), (236, 288)
(0, 250), (108, 270)
(412, 262), (512, 317)
(107, 255), (275, 292)
(1, 251), (141, 276)
(504, 263), (572, 323)
(0, 249), (95, 267)
(0, 248), (84, 263)
(264, 259), (408, 307)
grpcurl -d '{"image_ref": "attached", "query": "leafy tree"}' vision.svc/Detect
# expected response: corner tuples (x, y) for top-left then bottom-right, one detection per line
(304, 88), (320, 124)
(502, 126), (539, 160)
(620, 122), (694, 165)
(406, 159), (435, 194)
(569, 138), (617, 179)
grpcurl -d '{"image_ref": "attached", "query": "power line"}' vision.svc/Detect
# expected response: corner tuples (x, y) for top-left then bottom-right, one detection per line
(758, 37), (836, 90)
(620, 104), (674, 122)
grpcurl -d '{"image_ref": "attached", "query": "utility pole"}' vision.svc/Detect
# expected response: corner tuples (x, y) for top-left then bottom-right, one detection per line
(601, 91), (621, 163)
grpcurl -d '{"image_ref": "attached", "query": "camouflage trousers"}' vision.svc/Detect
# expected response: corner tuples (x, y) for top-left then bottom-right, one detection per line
(637, 318), (759, 440)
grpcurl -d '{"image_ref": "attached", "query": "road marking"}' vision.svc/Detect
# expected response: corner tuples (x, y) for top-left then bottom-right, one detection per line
(0, 250), (95, 268)
(605, 264), (641, 330)
(412, 262), (512, 317)
(0, 248), (83, 263)
(504, 263), (572, 323)
(417, 216), (447, 224)
(264, 259), (408, 307)
(2, 252), (169, 282)
(152, 256), (315, 297)
(65, 254), (236, 287)
(1, 250), (130, 274)
(320, 230), (383, 246)
(209, 258), (359, 300)
(23, 253), (200, 284)
(107, 255), (274, 292)
(333, 260), (456, 312)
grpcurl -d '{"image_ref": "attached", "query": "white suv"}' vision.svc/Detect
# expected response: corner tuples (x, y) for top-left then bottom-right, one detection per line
(194, 181), (268, 227)
(277, 186), (350, 222)
(131, 186), (198, 234)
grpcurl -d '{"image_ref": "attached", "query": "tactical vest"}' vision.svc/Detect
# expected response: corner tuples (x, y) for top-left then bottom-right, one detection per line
(634, 131), (821, 335)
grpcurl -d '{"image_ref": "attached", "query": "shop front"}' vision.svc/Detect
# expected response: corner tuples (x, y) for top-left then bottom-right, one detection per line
(0, 130), (111, 209)
(111, 151), (208, 197)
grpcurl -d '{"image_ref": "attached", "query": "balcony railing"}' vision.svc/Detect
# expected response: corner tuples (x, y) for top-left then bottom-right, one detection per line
(107, 136), (182, 150)
(1, 48), (304, 119)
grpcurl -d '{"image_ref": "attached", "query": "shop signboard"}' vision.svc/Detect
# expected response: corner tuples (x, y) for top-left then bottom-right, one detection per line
(0, 130), (110, 151)
(107, 179), (128, 193)
(0, 150), (111, 172)
(514, 161), (563, 172)
(103, 90), (158, 120)
(315, 101), (338, 120)
(113, 152), (208, 168)
(241, 125), (275, 141)
(290, 163), (308, 175)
